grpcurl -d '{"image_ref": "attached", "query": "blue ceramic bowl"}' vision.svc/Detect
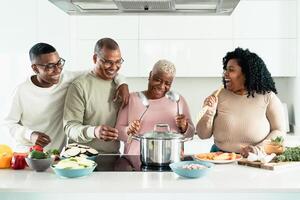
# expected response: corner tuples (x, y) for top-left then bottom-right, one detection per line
(169, 160), (213, 178)
(51, 163), (97, 178)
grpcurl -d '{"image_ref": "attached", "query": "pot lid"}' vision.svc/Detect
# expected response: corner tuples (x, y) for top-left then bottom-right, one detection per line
(141, 131), (183, 140)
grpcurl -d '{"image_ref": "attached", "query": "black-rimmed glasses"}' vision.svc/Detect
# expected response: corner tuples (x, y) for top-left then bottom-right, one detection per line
(100, 57), (124, 68)
(35, 58), (65, 72)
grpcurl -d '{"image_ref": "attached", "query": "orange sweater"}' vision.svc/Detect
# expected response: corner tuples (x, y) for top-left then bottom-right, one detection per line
(196, 89), (286, 153)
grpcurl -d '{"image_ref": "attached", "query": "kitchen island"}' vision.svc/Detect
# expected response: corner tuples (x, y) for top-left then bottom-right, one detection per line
(1, 160), (300, 200)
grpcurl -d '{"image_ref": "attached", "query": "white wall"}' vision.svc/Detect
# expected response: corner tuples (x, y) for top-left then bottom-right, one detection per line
(0, 0), (299, 147)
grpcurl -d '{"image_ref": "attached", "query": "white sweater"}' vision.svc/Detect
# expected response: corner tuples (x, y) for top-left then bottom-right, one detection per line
(2, 71), (83, 151)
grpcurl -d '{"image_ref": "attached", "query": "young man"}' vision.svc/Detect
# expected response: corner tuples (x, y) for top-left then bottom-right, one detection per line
(3, 42), (128, 151)
(63, 38), (127, 153)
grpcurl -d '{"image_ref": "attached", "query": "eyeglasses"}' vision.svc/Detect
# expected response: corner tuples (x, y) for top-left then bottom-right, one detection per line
(100, 57), (124, 68)
(35, 58), (65, 72)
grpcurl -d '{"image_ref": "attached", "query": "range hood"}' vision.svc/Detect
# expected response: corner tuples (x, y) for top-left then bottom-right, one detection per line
(49, 0), (240, 15)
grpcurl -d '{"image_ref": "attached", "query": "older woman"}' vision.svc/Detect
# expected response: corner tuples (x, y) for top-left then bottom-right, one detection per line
(116, 59), (195, 155)
(196, 47), (286, 157)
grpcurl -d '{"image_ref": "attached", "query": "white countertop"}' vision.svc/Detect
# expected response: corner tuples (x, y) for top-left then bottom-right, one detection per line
(1, 160), (300, 200)
(1, 135), (300, 200)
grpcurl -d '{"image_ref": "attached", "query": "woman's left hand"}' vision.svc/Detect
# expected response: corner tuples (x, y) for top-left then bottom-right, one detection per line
(240, 145), (255, 158)
(175, 114), (188, 133)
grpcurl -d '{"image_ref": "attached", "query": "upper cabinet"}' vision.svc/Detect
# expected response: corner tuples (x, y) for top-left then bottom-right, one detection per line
(139, 16), (233, 39)
(232, 0), (296, 38)
(232, 0), (297, 77)
(68, 0), (297, 77)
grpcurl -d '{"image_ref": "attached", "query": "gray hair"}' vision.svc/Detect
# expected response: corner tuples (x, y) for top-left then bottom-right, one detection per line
(152, 59), (176, 77)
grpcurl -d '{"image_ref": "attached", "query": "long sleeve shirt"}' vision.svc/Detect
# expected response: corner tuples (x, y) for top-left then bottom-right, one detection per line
(63, 72), (120, 154)
(116, 92), (195, 155)
(196, 89), (286, 153)
(2, 71), (83, 151)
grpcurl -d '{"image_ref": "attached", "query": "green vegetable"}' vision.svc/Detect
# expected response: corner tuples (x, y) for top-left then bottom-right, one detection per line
(275, 146), (300, 162)
(271, 136), (284, 145)
(29, 150), (47, 159)
(51, 149), (60, 155)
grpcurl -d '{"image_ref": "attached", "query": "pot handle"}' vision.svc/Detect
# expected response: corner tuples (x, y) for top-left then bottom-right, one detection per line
(181, 137), (193, 142)
(154, 123), (170, 132)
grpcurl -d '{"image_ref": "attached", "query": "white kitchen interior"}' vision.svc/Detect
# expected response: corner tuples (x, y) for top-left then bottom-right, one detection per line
(0, 0), (300, 199)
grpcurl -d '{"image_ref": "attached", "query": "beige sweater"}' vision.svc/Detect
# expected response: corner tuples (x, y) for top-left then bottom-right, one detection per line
(196, 89), (286, 153)
(63, 72), (120, 153)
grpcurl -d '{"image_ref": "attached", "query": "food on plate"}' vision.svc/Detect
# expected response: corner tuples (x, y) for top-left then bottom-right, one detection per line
(61, 143), (98, 158)
(275, 146), (300, 162)
(182, 163), (207, 170)
(53, 157), (95, 169)
(263, 136), (285, 155)
(195, 152), (241, 161)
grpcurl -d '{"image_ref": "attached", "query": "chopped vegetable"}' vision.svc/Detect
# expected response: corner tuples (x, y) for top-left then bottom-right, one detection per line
(275, 146), (300, 162)
(29, 150), (48, 159)
(182, 163), (207, 170)
(271, 136), (284, 145)
(54, 157), (95, 169)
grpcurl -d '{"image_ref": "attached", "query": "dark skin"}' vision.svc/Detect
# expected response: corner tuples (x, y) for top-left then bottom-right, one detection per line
(31, 52), (62, 88)
(204, 59), (253, 157)
(29, 52), (63, 146)
(127, 69), (188, 135)
(92, 48), (129, 141)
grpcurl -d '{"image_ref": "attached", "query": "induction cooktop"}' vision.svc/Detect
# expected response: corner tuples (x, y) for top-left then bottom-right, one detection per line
(93, 154), (193, 172)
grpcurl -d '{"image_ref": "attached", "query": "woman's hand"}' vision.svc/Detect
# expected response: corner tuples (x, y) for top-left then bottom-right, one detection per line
(175, 114), (188, 133)
(203, 95), (218, 110)
(240, 145), (255, 158)
(127, 120), (141, 135)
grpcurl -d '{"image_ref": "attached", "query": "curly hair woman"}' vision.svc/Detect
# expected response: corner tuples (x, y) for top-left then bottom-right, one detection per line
(196, 47), (286, 157)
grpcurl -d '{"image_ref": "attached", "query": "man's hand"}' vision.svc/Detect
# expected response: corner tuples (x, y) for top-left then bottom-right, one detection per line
(127, 120), (141, 135)
(30, 132), (51, 147)
(175, 114), (188, 133)
(94, 125), (118, 141)
(113, 84), (129, 108)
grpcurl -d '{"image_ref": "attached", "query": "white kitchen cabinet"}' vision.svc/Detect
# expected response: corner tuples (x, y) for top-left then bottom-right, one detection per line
(37, 0), (71, 62)
(234, 39), (297, 77)
(233, 0), (296, 39)
(74, 16), (139, 40)
(139, 39), (233, 77)
(139, 16), (232, 39)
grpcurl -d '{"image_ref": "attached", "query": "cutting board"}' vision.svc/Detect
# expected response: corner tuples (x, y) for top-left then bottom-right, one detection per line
(238, 159), (300, 170)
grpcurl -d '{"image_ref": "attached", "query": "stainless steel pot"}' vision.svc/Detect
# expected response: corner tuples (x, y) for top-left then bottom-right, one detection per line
(132, 124), (192, 166)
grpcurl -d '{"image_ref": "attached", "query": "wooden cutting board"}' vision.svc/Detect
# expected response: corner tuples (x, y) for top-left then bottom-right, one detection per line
(238, 159), (300, 170)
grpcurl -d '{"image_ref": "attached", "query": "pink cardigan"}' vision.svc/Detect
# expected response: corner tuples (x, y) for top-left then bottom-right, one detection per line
(116, 92), (195, 155)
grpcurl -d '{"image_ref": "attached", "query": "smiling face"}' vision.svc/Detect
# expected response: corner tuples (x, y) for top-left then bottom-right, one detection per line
(93, 48), (122, 80)
(223, 58), (246, 95)
(146, 70), (174, 99)
(31, 52), (62, 87)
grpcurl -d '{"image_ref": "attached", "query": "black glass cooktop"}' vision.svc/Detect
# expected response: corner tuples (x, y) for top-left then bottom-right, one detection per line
(93, 154), (193, 172)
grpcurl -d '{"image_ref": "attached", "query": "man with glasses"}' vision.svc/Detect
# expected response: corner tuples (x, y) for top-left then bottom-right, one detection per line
(3, 42), (129, 151)
(63, 38), (126, 153)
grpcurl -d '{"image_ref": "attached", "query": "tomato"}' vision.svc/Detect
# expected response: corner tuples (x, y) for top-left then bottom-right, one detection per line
(29, 145), (43, 152)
